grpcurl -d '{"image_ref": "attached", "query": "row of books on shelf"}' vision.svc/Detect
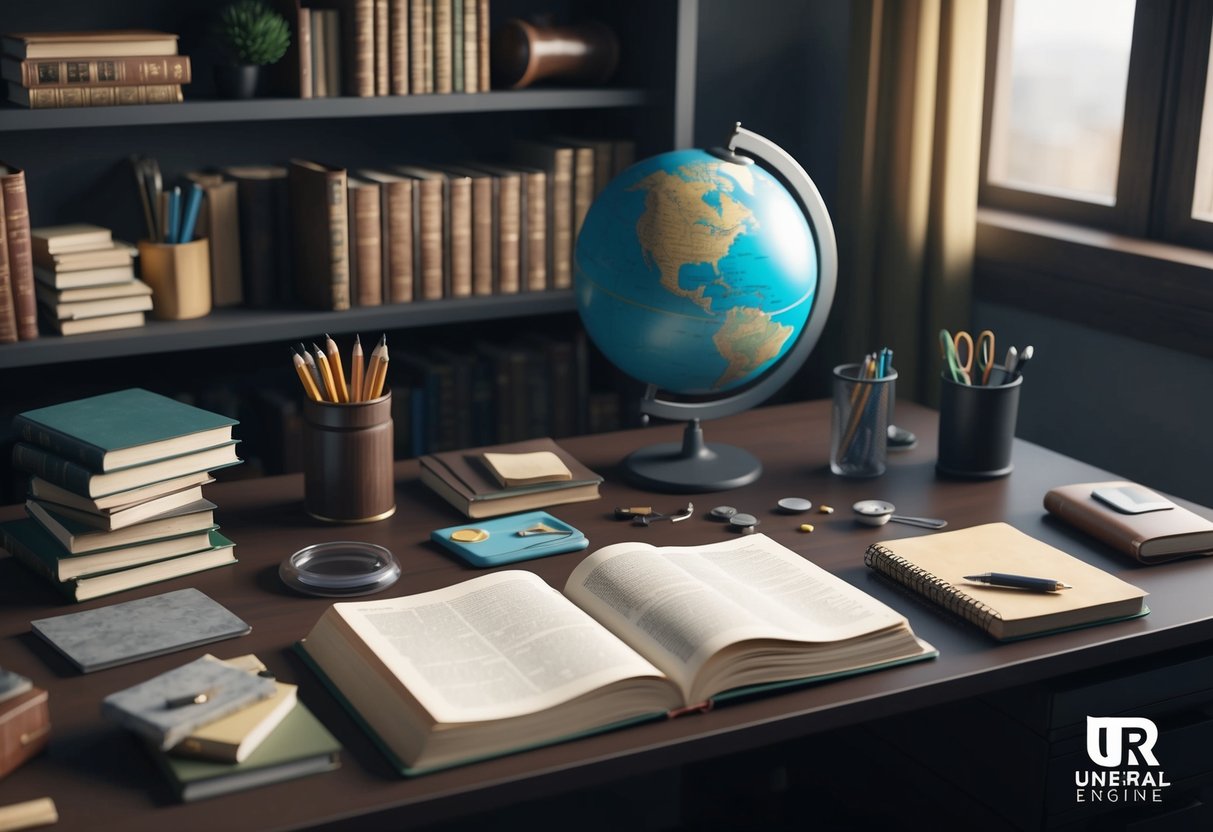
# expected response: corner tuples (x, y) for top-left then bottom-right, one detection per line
(1, 29), (187, 108)
(218, 135), (634, 310)
(0, 389), (243, 602)
(274, 0), (491, 98)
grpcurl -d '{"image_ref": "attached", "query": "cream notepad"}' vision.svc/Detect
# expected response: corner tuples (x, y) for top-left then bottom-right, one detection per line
(864, 522), (1148, 640)
(482, 450), (572, 487)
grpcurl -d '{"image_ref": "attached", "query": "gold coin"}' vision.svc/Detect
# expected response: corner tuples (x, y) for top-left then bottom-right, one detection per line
(451, 528), (489, 543)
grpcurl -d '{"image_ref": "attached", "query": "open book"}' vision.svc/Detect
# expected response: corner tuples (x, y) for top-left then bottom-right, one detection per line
(299, 534), (936, 774)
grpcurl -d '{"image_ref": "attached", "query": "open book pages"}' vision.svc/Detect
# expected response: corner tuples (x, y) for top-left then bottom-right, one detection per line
(300, 534), (934, 773)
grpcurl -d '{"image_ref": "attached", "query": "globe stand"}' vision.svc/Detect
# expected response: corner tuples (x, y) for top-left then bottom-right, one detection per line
(623, 419), (761, 492)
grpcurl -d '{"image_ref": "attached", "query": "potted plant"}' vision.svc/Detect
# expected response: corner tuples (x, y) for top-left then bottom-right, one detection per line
(214, 0), (290, 99)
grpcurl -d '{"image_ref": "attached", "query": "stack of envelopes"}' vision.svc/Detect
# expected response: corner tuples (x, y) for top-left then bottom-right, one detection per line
(1, 388), (243, 601)
(101, 654), (340, 802)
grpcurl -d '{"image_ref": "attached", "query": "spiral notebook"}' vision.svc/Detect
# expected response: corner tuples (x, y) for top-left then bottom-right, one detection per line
(864, 522), (1148, 641)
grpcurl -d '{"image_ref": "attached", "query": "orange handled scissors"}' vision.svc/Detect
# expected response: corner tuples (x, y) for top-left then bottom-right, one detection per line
(940, 329), (996, 385)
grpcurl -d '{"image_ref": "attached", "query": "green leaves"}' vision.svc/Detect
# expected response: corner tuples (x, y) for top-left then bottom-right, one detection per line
(217, 0), (291, 66)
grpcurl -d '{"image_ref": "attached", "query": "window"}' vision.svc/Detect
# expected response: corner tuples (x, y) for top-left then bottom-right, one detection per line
(976, 0), (1213, 359)
(981, 0), (1213, 247)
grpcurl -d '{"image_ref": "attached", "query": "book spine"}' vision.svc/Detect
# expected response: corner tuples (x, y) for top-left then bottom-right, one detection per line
(469, 175), (493, 295)
(477, 0), (489, 92)
(384, 179), (414, 302)
(326, 174), (351, 310)
(12, 416), (105, 470)
(863, 543), (998, 632)
(1, 169), (37, 340)
(446, 178), (472, 298)
(523, 171), (546, 291)
(389, 0), (409, 93)
(0, 188), (16, 344)
(24, 84), (182, 108)
(433, 0), (453, 93)
(571, 146), (594, 236)
(351, 184), (383, 306)
(204, 182), (244, 307)
(12, 443), (93, 497)
(495, 174), (520, 294)
(549, 150), (573, 290)
(375, 0), (390, 95)
(351, 0), (376, 96)
(409, 0), (427, 93)
(297, 6), (313, 99)
(417, 178), (444, 299)
(17, 56), (191, 87)
(451, 0), (464, 92)
(462, 0), (477, 93)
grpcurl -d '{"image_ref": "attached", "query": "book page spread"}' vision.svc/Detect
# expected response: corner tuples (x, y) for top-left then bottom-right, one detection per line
(565, 535), (911, 701)
(331, 570), (670, 724)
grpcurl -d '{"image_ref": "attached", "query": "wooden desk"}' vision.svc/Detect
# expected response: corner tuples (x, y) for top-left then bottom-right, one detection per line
(2, 400), (1211, 831)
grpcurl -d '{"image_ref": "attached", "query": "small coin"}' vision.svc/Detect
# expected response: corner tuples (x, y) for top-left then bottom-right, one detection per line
(709, 505), (738, 521)
(729, 513), (759, 530)
(451, 528), (490, 543)
(777, 497), (813, 513)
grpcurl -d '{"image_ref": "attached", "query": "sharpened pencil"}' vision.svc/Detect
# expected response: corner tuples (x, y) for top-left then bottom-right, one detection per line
(312, 343), (339, 402)
(292, 349), (322, 401)
(362, 335), (387, 401)
(350, 335), (365, 403)
(325, 333), (349, 402)
(298, 342), (323, 392)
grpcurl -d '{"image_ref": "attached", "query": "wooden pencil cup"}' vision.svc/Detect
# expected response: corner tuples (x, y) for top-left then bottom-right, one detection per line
(303, 393), (396, 523)
(138, 238), (212, 320)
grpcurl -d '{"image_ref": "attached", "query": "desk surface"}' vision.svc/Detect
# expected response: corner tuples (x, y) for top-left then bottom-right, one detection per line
(2, 400), (1212, 832)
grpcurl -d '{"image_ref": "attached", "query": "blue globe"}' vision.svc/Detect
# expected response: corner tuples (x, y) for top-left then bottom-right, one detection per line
(575, 148), (819, 396)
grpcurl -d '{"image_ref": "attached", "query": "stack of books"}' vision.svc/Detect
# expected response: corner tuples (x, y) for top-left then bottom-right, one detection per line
(419, 436), (602, 518)
(1, 30), (189, 109)
(31, 224), (149, 336)
(101, 654), (340, 802)
(0, 389), (243, 602)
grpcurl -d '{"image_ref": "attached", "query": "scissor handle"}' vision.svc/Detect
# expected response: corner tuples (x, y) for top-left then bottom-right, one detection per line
(939, 329), (971, 385)
(975, 329), (996, 385)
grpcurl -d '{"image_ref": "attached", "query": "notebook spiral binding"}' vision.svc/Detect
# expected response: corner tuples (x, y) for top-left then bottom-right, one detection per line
(864, 543), (1001, 632)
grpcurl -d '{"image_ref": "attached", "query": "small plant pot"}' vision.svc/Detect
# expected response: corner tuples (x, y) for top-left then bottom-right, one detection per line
(214, 64), (261, 99)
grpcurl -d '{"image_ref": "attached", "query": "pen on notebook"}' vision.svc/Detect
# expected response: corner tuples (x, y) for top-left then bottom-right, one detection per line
(350, 334), (365, 403)
(311, 342), (339, 402)
(964, 573), (1072, 592)
(165, 688), (215, 709)
(292, 347), (322, 401)
(324, 333), (349, 402)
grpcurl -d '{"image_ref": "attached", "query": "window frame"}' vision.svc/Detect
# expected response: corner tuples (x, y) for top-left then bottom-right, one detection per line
(975, 0), (1213, 356)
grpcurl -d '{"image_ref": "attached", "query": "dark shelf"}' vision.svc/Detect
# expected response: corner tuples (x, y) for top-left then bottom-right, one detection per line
(0, 291), (576, 368)
(0, 89), (649, 132)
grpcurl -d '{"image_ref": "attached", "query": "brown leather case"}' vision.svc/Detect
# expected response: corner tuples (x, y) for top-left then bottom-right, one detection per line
(0, 687), (50, 779)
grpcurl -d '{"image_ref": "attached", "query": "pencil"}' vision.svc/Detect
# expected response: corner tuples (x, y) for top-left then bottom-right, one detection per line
(350, 334), (365, 403)
(362, 335), (387, 401)
(368, 338), (389, 399)
(325, 333), (349, 402)
(312, 343), (339, 402)
(292, 349), (322, 401)
(299, 342), (323, 392)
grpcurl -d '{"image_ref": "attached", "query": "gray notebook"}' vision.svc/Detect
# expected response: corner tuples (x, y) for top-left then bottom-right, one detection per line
(101, 655), (277, 749)
(30, 588), (251, 673)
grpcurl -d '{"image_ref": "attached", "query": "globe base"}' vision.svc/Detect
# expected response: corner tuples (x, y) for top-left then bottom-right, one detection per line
(623, 420), (762, 492)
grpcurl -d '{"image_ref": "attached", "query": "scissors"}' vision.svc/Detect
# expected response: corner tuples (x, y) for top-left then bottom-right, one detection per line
(940, 329), (996, 385)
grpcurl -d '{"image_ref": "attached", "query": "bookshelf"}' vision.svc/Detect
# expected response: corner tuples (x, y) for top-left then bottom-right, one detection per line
(0, 0), (696, 496)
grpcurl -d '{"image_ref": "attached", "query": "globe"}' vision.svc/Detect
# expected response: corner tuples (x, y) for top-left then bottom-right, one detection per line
(573, 124), (837, 491)
(575, 148), (818, 395)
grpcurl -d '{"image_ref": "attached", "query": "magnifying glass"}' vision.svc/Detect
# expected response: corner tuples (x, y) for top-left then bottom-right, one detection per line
(852, 500), (947, 530)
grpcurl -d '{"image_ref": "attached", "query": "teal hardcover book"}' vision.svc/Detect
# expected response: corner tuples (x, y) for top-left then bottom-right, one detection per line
(13, 388), (238, 472)
(297, 537), (936, 776)
(12, 441), (241, 498)
(150, 702), (341, 802)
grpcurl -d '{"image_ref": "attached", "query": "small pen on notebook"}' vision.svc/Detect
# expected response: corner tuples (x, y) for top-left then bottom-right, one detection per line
(964, 573), (1072, 592)
(165, 688), (216, 708)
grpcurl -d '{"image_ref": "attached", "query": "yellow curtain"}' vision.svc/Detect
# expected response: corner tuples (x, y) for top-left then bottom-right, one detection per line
(828, 0), (987, 403)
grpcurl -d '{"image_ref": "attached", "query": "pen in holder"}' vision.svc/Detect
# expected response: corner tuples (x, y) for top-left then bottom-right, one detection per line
(302, 393), (396, 523)
(830, 363), (896, 478)
(138, 238), (211, 320)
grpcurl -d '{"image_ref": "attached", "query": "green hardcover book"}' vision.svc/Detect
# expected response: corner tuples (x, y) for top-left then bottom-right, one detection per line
(13, 388), (238, 472)
(12, 441), (241, 498)
(150, 702), (341, 802)
(1, 520), (233, 599)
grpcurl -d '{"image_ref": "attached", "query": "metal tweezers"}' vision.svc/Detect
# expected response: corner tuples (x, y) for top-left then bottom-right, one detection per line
(634, 502), (694, 526)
